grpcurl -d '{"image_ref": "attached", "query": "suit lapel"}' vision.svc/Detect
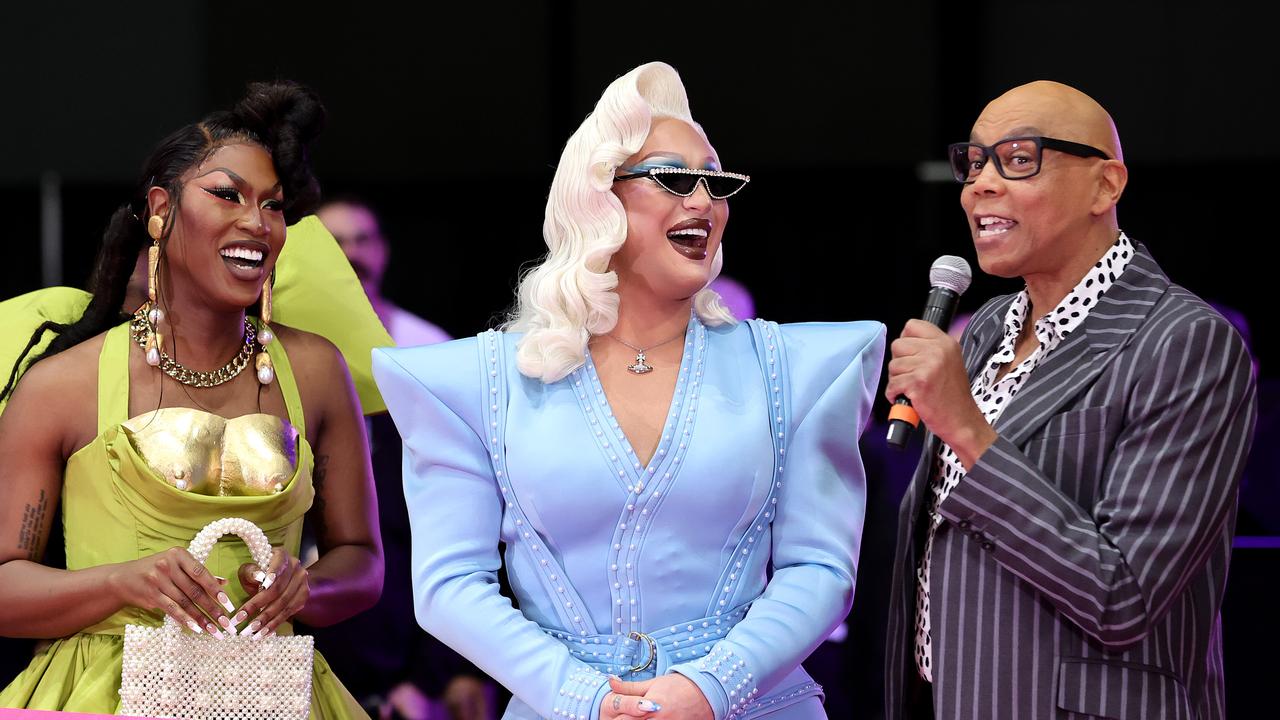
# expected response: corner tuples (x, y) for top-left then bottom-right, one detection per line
(962, 306), (1007, 381)
(993, 242), (1170, 447)
(905, 298), (1011, 535)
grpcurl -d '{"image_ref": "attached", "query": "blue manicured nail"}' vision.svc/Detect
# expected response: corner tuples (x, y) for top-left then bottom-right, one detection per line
(637, 699), (661, 713)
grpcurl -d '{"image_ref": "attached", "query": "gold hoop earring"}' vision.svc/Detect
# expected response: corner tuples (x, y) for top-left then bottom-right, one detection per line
(255, 274), (275, 385)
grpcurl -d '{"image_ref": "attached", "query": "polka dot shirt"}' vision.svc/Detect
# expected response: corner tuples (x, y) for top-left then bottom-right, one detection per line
(913, 232), (1135, 682)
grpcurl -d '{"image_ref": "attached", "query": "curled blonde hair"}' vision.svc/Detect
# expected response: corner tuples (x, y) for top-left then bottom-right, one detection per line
(505, 61), (735, 384)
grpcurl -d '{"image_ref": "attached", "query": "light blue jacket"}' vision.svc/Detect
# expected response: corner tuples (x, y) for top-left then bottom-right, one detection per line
(372, 317), (885, 720)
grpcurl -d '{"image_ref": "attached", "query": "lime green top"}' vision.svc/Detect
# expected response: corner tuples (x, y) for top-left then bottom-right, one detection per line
(0, 329), (365, 718)
(73, 322), (315, 634)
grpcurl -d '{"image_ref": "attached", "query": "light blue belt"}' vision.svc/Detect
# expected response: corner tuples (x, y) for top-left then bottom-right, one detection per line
(544, 605), (750, 678)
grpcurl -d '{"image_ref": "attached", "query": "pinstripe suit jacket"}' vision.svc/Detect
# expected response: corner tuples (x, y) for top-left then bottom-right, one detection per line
(884, 243), (1257, 720)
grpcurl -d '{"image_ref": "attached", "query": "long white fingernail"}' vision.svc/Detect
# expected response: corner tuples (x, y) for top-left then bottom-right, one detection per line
(217, 592), (235, 613)
(637, 699), (661, 713)
(231, 610), (248, 625)
(187, 620), (203, 634)
(253, 570), (267, 584)
(240, 620), (261, 637)
(205, 623), (224, 639)
(262, 572), (276, 589)
(254, 626), (273, 641)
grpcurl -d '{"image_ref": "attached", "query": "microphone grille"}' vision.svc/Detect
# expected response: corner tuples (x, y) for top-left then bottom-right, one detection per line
(930, 255), (972, 295)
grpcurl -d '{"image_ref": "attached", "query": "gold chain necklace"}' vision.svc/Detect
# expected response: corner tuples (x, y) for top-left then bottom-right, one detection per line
(130, 308), (258, 388)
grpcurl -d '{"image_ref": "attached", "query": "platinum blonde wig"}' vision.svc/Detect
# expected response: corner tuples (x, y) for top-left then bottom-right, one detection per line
(506, 61), (735, 384)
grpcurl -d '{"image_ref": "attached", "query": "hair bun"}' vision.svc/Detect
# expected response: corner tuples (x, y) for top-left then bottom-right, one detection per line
(234, 81), (325, 146)
(232, 81), (326, 222)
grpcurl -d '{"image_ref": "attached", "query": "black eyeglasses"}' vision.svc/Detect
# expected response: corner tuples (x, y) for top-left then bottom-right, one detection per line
(613, 167), (751, 199)
(947, 136), (1111, 183)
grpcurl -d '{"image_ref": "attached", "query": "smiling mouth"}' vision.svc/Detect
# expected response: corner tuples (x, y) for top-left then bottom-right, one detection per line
(218, 242), (266, 272)
(977, 215), (1017, 238)
(666, 218), (711, 260)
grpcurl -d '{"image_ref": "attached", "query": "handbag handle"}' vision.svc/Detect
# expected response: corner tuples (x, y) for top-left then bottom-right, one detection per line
(162, 517), (274, 632)
(186, 516), (274, 568)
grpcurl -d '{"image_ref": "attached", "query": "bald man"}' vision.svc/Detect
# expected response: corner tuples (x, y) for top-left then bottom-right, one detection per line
(883, 81), (1256, 719)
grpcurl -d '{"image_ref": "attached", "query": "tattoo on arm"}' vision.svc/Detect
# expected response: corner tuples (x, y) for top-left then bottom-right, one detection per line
(17, 489), (49, 561)
(311, 454), (329, 545)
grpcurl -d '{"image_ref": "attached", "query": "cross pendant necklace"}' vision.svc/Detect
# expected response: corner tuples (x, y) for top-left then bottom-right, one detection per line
(607, 326), (687, 375)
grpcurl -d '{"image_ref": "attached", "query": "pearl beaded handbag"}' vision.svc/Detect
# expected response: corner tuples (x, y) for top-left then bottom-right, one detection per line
(119, 517), (315, 720)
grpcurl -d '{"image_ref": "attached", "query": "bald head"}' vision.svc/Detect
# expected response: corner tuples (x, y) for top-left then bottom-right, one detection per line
(973, 81), (1122, 161)
(959, 80), (1130, 305)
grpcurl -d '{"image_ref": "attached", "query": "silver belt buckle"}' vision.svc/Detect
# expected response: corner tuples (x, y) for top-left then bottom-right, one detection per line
(626, 631), (657, 674)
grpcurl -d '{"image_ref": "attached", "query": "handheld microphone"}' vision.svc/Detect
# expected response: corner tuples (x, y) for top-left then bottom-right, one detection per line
(886, 255), (972, 449)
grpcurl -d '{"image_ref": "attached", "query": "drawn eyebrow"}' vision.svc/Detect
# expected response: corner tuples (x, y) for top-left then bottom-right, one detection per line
(193, 167), (282, 193)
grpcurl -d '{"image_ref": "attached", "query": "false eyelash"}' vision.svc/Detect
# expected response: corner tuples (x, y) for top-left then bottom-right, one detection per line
(205, 186), (242, 203)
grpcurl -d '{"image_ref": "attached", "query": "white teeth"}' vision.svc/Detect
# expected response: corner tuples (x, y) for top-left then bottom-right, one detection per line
(220, 247), (264, 262)
(978, 227), (1011, 238)
(979, 216), (1012, 226)
(668, 228), (709, 238)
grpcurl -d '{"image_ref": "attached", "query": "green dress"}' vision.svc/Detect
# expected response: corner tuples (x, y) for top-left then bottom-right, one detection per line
(0, 322), (369, 719)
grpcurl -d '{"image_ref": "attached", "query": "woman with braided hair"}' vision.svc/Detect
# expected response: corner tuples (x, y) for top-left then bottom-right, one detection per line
(0, 81), (385, 718)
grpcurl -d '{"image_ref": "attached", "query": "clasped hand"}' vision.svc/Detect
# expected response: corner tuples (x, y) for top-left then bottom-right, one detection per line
(601, 673), (712, 720)
(110, 545), (309, 638)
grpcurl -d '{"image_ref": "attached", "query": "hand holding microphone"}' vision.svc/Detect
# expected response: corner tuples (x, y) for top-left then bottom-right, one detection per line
(886, 256), (972, 449)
